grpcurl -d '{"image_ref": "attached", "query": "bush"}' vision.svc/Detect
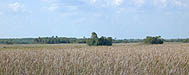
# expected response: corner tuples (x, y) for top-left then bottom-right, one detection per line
(144, 36), (164, 44)
(87, 32), (112, 46)
(87, 38), (99, 46)
(98, 36), (112, 46)
(183, 39), (189, 43)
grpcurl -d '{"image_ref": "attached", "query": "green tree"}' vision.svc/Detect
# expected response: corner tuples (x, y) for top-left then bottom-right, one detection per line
(106, 37), (112, 46)
(183, 39), (189, 43)
(144, 36), (164, 44)
(87, 32), (112, 46)
(91, 32), (98, 39)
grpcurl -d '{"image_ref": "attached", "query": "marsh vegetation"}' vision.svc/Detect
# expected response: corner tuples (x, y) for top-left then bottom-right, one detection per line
(0, 43), (189, 75)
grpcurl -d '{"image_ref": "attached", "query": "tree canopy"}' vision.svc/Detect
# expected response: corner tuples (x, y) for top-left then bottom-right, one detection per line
(144, 36), (164, 44)
(87, 32), (112, 46)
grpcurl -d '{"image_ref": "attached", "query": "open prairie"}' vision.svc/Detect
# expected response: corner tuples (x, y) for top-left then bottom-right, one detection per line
(0, 43), (189, 75)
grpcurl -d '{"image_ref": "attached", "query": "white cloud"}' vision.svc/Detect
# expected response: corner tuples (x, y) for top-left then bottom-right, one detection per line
(40, 0), (189, 15)
(112, 0), (124, 6)
(160, 0), (168, 7)
(40, 0), (57, 3)
(153, 0), (188, 8)
(116, 8), (125, 13)
(61, 12), (78, 17)
(41, 0), (189, 9)
(81, 0), (124, 7)
(154, 0), (168, 8)
(174, 0), (187, 7)
(8, 2), (25, 12)
(63, 5), (79, 11)
(91, 0), (97, 4)
(48, 4), (59, 11)
(133, 0), (145, 7)
(42, 0), (79, 12)
(40, 0), (59, 11)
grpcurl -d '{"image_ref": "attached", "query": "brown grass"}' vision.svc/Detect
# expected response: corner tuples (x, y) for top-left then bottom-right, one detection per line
(0, 43), (189, 75)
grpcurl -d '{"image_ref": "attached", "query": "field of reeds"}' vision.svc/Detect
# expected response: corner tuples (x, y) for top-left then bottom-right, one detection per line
(0, 43), (189, 75)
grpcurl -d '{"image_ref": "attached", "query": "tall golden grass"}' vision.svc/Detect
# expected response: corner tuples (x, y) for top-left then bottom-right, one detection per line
(0, 43), (189, 75)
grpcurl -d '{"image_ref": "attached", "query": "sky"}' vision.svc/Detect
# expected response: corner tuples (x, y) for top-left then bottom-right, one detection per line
(0, 0), (189, 39)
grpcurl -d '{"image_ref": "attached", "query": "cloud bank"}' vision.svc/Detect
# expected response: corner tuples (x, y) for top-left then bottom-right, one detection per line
(8, 2), (25, 12)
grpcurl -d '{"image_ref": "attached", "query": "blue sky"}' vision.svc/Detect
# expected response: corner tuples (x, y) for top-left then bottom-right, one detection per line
(0, 0), (189, 39)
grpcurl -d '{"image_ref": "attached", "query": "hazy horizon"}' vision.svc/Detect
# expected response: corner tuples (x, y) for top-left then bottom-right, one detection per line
(0, 0), (189, 39)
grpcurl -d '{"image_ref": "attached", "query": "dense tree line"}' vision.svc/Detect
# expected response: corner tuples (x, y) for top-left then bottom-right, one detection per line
(87, 32), (112, 46)
(0, 35), (188, 45)
(0, 38), (34, 44)
(0, 38), (145, 44)
(144, 36), (164, 44)
(34, 36), (87, 44)
(112, 39), (128, 43)
(165, 39), (189, 43)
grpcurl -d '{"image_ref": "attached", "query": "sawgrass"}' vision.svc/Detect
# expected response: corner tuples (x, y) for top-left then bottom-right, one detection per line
(0, 43), (189, 75)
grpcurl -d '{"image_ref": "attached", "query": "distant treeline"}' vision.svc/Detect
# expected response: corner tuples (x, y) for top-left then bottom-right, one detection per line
(0, 38), (34, 44)
(0, 37), (189, 44)
(34, 36), (87, 44)
(164, 39), (189, 43)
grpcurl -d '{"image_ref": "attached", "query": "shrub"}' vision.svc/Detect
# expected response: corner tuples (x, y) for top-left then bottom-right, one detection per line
(144, 36), (164, 44)
(183, 39), (189, 43)
(98, 36), (112, 46)
(87, 32), (112, 46)
(87, 38), (99, 46)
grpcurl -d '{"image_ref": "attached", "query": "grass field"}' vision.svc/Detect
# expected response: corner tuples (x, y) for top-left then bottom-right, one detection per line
(0, 43), (189, 75)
